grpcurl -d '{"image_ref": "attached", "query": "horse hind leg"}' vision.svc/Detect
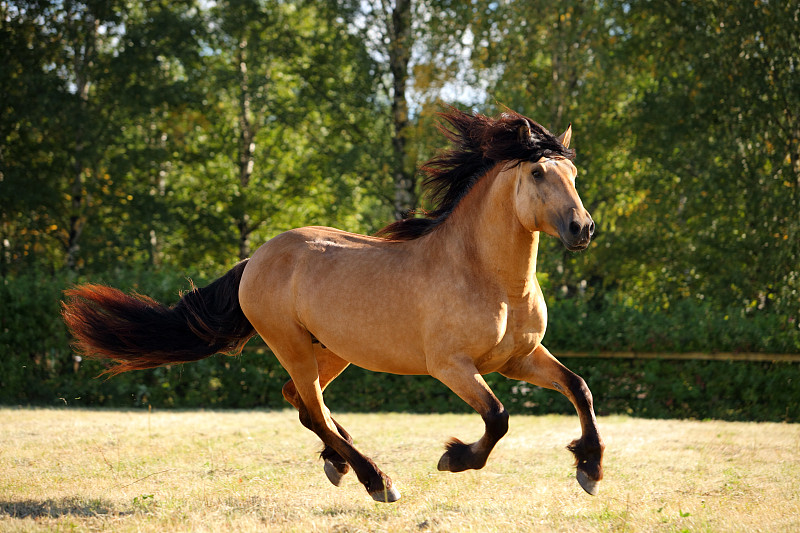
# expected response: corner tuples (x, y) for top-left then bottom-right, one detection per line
(295, 380), (399, 502)
(281, 347), (352, 486)
(431, 356), (509, 472)
(283, 382), (353, 486)
(269, 328), (400, 502)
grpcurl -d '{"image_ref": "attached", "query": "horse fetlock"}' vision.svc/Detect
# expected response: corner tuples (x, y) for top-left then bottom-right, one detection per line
(437, 438), (486, 472)
(567, 437), (604, 461)
(567, 436), (604, 483)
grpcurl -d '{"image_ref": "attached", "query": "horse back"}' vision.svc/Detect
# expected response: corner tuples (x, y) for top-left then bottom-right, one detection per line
(239, 226), (544, 375)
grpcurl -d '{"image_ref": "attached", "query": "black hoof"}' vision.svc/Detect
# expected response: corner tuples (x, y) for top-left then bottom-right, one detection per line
(577, 469), (599, 495)
(324, 460), (348, 487)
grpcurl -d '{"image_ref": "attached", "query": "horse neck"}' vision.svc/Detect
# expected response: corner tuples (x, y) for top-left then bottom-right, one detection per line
(434, 163), (540, 294)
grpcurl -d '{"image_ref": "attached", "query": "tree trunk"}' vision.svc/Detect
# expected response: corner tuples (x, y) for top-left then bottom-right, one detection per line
(65, 17), (98, 271)
(388, 0), (416, 219)
(236, 37), (255, 260)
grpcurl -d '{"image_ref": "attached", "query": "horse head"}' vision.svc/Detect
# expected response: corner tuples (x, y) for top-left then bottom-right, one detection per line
(512, 125), (594, 251)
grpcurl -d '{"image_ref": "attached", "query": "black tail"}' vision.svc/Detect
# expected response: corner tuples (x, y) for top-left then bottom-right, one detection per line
(62, 260), (256, 376)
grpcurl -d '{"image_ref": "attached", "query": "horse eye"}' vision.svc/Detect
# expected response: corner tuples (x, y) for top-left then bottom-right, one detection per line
(532, 169), (543, 180)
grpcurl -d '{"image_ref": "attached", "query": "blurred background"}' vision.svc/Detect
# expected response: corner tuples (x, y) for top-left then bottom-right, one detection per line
(1, 0), (798, 419)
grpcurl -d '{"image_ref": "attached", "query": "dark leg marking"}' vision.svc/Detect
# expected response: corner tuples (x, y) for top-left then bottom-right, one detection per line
(320, 420), (352, 486)
(438, 405), (509, 472)
(564, 373), (604, 495)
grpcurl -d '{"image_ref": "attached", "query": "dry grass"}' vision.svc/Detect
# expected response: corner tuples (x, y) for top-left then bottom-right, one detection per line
(1, 407), (798, 532)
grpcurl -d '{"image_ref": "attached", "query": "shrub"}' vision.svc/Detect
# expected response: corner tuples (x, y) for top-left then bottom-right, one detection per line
(2, 271), (798, 421)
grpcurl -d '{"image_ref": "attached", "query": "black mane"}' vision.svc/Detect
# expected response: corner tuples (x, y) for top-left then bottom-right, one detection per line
(377, 107), (574, 241)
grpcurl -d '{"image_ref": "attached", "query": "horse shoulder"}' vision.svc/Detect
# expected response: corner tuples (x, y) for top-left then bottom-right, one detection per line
(417, 265), (508, 368)
(506, 285), (548, 347)
(465, 279), (547, 372)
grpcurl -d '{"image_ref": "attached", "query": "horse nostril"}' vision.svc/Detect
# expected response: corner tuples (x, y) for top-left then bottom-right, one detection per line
(569, 221), (581, 236)
(588, 220), (595, 237)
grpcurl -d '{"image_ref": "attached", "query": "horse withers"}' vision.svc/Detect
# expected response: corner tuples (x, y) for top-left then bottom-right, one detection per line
(63, 108), (604, 502)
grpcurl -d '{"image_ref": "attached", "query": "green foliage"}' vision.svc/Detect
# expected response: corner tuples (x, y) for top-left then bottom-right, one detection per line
(545, 296), (800, 354)
(2, 271), (798, 421)
(2, 1), (798, 421)
(1, 0), (390, 276)
(599, 1), (800, 314)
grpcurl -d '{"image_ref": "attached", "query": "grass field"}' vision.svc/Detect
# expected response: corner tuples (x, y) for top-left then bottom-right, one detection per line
(1, 408), (798, 532)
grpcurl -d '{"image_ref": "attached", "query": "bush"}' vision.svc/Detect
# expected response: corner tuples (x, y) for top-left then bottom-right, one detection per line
(545, 296), (800, 354)
(2, 271), (798, 421)
(322, 358), (799, 422)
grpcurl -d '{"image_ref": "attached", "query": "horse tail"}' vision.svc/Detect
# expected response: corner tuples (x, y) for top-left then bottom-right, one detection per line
(62, 260), (256, 376)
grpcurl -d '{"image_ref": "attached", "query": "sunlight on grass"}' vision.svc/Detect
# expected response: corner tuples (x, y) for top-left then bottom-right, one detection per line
(1, 408), (798, 532)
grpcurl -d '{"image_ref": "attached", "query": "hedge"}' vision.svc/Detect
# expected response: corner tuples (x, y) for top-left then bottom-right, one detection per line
(2, 348), (797, 422)
(2, 270), (798, 421)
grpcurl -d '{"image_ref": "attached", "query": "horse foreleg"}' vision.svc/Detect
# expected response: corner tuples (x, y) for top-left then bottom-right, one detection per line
(281, 347), (352, 486)
(500, 344), (604, 495)
(431, 355), (509, 472)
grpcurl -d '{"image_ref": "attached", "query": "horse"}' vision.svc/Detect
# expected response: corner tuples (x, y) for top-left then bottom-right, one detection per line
(63, 107), (604, 503)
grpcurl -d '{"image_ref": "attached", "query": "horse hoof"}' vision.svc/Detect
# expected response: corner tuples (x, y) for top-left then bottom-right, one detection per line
(576, 469), (599, 496)
(369, 485), (401, 503)
(324, 460), (347, 487)
(437, 454), (450, 471)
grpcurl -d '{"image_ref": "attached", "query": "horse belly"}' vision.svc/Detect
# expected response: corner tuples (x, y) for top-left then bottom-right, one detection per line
(294, 253), (430, 375)
(300, 291), (429, 375)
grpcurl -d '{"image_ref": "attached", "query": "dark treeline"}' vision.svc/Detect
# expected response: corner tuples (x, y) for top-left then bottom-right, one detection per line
(2, 1), (798, 414)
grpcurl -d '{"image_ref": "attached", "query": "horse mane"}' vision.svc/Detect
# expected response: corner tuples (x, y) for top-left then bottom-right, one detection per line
(376, 107), (575, 241)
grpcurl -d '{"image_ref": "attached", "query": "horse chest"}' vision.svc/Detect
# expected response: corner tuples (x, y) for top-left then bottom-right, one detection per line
(503, 308), (545, 351)
(474, 297), (547, 372)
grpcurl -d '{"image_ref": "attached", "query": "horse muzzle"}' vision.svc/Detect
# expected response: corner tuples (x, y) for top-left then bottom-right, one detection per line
(560, 214), (595, 251)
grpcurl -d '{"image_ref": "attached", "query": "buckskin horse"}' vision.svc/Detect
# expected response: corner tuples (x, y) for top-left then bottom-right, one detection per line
(63, 108), (605, 502)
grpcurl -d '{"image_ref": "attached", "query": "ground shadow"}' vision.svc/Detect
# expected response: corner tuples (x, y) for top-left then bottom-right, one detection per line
(0, 496), (129, 519)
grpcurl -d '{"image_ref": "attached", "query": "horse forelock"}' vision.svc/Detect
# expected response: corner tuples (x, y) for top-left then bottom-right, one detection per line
(376, 107), (574, 241)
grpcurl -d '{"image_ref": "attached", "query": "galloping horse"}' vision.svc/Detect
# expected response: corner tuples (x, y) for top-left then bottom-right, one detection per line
(63, 108), (604, 502)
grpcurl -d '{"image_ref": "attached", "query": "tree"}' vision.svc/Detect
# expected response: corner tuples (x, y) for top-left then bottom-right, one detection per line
(334, 0), (483, 220)
(619, 0), (800, 312)
(176, 0), (388, 267)
(1, 0), (71, 273)
(2, 0), (387, 275)
(468, 0), (643, 298)
(1, 0), (206, 273)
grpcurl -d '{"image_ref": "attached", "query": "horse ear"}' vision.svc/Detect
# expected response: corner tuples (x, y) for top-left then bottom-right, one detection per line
(557, 124), (572, 148)
(518, 121), (532, 144)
